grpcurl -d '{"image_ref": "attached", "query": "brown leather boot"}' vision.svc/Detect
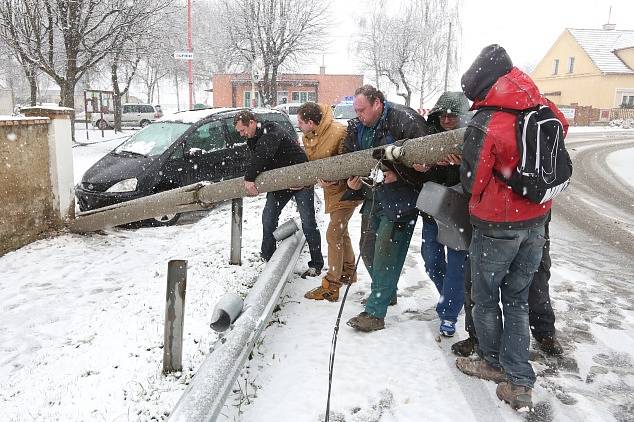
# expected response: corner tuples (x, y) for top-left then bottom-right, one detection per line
(455, 357), (507, 383)
(496, 382), (533, 411)
(304, 286), (339, 302)
(347, 312), (385, 332)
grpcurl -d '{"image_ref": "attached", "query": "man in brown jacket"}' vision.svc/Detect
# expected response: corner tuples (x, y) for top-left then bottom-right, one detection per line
(297, 102), (361, 302)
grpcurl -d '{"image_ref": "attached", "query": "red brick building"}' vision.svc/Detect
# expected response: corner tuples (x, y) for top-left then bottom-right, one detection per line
(212, 70), (364, 107)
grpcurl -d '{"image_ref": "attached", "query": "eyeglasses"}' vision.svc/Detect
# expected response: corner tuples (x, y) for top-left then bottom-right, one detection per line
(440, 112), (459, 120)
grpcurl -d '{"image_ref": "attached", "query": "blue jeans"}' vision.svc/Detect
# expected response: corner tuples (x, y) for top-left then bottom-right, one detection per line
(261, 188), (323, 270)
(365, 214), (416, 318)
(421, 218), (466, 323)
(470, 225), (546, 388)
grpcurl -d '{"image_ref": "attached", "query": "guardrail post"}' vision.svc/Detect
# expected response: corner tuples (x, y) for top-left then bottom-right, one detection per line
(163, 259), (187, 374)
(230, 198), (243, 265)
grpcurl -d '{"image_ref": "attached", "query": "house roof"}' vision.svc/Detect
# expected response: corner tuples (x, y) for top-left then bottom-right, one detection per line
(568, 28), (634, 74)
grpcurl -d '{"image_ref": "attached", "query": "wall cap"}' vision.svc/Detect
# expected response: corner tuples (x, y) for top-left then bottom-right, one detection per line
(21, 106), (75, 119)
(0, 116), (49, 126)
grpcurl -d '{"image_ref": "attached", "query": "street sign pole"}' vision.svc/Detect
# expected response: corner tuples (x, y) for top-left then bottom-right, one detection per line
(187, 0), (193, 110)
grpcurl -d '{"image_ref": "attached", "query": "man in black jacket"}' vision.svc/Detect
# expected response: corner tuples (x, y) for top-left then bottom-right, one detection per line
(234, 111), (323, 276)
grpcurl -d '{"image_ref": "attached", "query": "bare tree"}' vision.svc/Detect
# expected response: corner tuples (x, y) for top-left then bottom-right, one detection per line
(108, 0), (173, 130)
(355, 0), (461, 108)
(221, 0), (331, 106)
(0, 0), (168, 115)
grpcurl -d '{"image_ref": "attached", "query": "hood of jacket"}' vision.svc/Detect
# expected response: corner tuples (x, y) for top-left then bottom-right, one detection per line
(427, 91), (471, 131)
(302, 104), (335, 148)
(471, 67), (543, 111)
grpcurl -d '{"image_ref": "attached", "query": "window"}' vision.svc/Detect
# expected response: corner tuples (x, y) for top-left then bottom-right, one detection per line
(622, 95), (634, 107)
(291, 91), (311, 103)
(568, 57), (575, 73)
(277, 91), (288, 104)
(122, 105), (134, 113)
(243, 91), (263, 107)
(552, 59), (559, 75)
(185, 120), (226, 153)
(140, 105), (155, 113)
(224, 117), (244, 144)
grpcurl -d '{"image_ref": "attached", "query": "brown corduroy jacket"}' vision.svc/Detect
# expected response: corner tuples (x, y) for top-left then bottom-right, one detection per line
(302, 104), (361, 213)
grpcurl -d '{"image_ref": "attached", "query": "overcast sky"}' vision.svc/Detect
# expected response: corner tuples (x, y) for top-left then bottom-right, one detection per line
(305, 0), (634, 106)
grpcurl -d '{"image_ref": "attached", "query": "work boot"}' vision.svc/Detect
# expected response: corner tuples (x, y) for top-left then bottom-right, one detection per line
(455, 357), (507, 383)
(451, 336), (478, 357)
(360, 295), (397, 306)
(496, 382), (533, 411)
(536, 336), (563, 356)
(347, 312), (385, 332)
(304, 286), (339, 302)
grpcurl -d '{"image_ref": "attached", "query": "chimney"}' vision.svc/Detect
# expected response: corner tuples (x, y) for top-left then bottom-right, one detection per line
(319, 54), (326, 74)
(603, 6), (615, 30)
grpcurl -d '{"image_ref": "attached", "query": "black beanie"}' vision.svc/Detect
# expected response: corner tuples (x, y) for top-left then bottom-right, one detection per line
(461, 44), (513, 102)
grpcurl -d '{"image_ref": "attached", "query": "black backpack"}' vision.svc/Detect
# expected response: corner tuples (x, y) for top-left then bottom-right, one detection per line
(480, 105), (573, 204)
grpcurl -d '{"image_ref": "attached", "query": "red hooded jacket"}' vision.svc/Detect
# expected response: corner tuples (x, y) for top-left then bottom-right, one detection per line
(460, 67), (569, 228)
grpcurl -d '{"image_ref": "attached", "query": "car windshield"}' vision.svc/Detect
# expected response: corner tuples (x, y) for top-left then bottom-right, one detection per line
(114, 122), (190, 157)
(333, 104), (356, 120)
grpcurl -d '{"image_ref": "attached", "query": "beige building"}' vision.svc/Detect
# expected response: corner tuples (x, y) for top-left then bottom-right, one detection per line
(532, 24), (634, 109)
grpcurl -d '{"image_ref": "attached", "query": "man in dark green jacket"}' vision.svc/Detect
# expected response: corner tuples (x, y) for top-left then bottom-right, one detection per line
(344, 85), (428, 332)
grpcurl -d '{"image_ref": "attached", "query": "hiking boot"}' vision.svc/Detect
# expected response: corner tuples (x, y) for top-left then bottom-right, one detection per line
(496, 382), (533, 411)
(301, 267), (321, 279)
(304, 286), (339, 302)
(440, 320), (456, 337)
(451, 337), (478, 357)
(455, 357), (507, 383)
(360, 295), (397, 306)
(536, 336), (563, 356)
(347, 312), (385, 332)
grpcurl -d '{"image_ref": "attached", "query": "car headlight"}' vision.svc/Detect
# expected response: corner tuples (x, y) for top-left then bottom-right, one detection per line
(106, 178), (138, 193)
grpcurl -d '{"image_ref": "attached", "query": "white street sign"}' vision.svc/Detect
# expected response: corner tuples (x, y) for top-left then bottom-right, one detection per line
(174, 51), (193, 60)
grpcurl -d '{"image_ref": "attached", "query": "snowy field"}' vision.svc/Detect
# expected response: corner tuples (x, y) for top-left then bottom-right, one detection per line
(1, 128), (633, 421)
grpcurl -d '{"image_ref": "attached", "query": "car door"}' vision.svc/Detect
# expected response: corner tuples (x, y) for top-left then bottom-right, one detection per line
(182, 119), (231, 183)
(121, 104), (136, 126)
(223, 116), (252, 179)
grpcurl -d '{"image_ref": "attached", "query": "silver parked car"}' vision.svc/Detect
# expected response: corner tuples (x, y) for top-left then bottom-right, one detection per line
(91, 103), (163, 130)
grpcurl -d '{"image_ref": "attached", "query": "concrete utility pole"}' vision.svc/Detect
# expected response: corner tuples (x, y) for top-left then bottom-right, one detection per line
(69, 128), (466, 233)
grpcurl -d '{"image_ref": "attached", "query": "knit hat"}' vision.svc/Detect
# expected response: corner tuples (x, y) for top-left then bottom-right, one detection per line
(461, 44), (513, 102)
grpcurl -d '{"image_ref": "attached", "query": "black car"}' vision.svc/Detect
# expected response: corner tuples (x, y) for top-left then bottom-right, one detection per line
(75, 107), (297, 225)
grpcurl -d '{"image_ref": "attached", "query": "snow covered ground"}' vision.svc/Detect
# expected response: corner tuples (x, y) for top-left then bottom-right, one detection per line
(607, 147), (634, 188)
(1, 128), (633, 421)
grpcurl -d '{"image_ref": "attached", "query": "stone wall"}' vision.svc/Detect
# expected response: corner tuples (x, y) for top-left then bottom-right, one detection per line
(0, 118), (54, 255)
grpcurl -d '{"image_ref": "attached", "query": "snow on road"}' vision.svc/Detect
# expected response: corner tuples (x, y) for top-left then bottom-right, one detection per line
(1, 128), (633, 421)
(607, 146), (634, 188)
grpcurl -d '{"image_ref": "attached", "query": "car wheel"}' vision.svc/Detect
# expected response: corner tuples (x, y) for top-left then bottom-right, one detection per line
(146, 213), (180, 227)
(97, 119), (109, 130)
(140, 119), (151, 127)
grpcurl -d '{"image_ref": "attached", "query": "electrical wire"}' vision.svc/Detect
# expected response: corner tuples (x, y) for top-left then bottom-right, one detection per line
(324, 161), (382, 422)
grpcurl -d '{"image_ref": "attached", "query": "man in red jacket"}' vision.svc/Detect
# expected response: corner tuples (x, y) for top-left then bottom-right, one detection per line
(454, 45), (568, 412)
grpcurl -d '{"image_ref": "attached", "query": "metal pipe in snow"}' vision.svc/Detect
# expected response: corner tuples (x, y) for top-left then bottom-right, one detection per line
(168, 228), (306, 422)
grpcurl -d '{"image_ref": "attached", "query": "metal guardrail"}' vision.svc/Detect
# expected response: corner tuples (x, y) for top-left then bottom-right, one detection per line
(168, 224), (305, 421)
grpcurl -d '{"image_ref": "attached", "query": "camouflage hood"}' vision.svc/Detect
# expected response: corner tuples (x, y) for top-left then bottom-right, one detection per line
(427, 91), (471, 132)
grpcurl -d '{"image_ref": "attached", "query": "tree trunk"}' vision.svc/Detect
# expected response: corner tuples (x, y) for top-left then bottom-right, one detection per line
(59, 77), (76, 141)
(112, 60), (122, 132)
(69, 128), (465, 232)
(27, 68), (37, 106)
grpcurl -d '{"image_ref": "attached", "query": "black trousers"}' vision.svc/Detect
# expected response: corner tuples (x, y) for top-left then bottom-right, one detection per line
(464, 221), (556, 341)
